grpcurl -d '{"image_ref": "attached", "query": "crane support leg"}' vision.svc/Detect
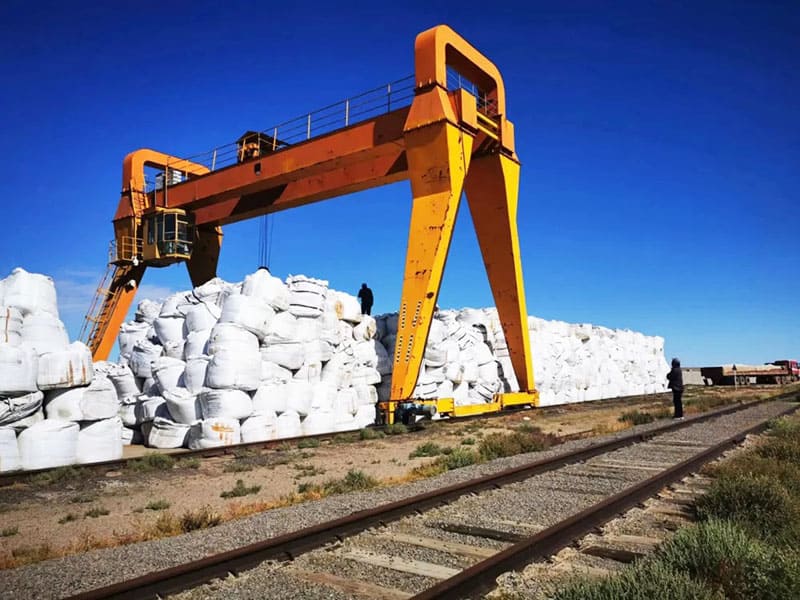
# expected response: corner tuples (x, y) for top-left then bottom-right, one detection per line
(89, 264), (146, 361)
(390, 121), (473, 400)
(187, 225), (223, 287)
(465, 154), (537, 404)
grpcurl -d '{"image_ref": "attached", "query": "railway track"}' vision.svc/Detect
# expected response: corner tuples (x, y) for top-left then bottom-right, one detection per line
(60, 395), (797, 600)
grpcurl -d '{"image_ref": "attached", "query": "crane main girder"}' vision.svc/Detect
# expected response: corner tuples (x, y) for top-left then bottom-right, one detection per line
(88, 24), (539, 414)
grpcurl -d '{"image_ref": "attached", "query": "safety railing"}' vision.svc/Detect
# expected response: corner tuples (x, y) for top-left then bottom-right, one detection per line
(156, 71), (500, 185)
(110, 237), (143, 263)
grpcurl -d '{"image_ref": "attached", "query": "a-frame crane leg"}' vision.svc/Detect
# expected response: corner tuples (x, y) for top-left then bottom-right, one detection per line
(464, 153), (538, 404)
(88, 263), (146, 361)
(390, 121), (473, 400)
(186, 225), (223, 287)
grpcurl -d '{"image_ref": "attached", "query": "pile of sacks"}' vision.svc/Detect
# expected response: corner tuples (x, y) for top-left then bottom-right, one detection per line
(375, 308), (669, 407)
(113, 269), (385, 453)
(0, 265), (670, 472)
(0, 269), (123, 471)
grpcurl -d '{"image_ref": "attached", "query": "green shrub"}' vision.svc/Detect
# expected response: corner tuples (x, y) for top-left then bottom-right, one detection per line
(180, 506), (221, 532)
(384, 423), (408, 435)
(297, 438), (321, 449)
(478, 429), (556, 460)
(223, 461), (254, 473)
(441, 448), (480, 469)
(325, 469), (378, 494)
(30, 465), (81, 486)
(145, 499), (171, 511)
(618, 410), (655, 425)
(1, 526), (19, 536)
(755, 438), (800, 462)
(552, 558), (721, 600)
(128, 453), (175, 472)
(657, 520), (800, 600)
(57, 514), (78, 525)
(461, 437), (476, 445)
(176, 457), (201, 469)
(84, 507), (110, 518)
(696, 474), (798, 542)
(220, 479), (262, 498)
(409, 442), (446, 458)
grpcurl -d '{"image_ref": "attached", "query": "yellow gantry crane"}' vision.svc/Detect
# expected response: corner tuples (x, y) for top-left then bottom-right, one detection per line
(82, 25), (539, 422)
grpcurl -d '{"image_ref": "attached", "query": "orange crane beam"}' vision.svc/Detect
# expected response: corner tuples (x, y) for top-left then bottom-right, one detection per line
(84, 24), (539, 418)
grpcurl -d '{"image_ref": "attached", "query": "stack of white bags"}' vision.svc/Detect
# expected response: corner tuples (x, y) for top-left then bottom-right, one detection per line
(0, 266), (669, 472)
(0, 268), (123, 471)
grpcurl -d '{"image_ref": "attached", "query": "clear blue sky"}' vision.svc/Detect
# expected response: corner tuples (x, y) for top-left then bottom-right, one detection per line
(0, 1), (797, 367)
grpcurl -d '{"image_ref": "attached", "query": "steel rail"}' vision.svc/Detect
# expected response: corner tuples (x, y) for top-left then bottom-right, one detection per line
(65, 393), (798, 600)
(413, 401), (800, 600)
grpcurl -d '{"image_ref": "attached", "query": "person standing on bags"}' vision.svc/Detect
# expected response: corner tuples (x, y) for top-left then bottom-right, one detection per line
(357, 283), (374, 315)
(666, 358), (684, 419)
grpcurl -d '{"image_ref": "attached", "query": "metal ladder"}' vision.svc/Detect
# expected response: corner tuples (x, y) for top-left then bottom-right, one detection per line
(80, 263), (122, 354)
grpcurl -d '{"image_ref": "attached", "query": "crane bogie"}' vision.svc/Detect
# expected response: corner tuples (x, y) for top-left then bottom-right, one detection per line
(83, 25), (540, 422)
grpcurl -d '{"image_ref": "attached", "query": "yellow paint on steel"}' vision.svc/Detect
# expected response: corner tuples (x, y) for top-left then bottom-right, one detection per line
(464, 154), (535, 393)
(391, 120), (473, 399)
(90, 264), (146, 361)
(498, 391), (540, 407)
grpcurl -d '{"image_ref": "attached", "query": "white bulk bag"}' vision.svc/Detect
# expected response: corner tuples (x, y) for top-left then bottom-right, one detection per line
(21, 311), (69, 356)
(309, 383), (337, 412)
(118, 321), (151, 358)
(331, 291), (362, 322)
(293, 360), (322, 385)
(335, 388), (358, 417)
(158, 293), (186, 318)
(205, 349), (260, 391)
(474, 342), (494, 365)
(321, 355), (354, 390)
(199, 389), (253, 420)
(0, 279), (4, 305)
(353, 340), (378, 367)
(134, 395), (170, 424)
(146, 417), (191, 448)
(163, 341), (185, 360)
(119, 400), (137, 427)
(288, 292), (326, 317)
(77, 418), (123, 463)
(468, 379), (498, 403)
(295, 317), (323, 343)
(261, 342), (305, 371)
(154, 315), (185, 346)
(184, 329), (211, 359)
(242, 269), (290, 311)
(220, 293), (275, 340)
(372, 340), (392, 375)
(188, 418), (241, 449)
(184, 356), (211, 394)
(353, 316), (377, 341)
(3, 268), (58, 317)
(334, 414), (359, 432)
(6, 407), (43, 431)
(135, 299), (162, 323)
(453, 382), (470, 406)
(0, 306), (23, 346)
(207, 323), (259, 356)
(287, 275), (328, 295)
(318, 311), (341, 345)
(0, 391), (43, 427)
(252, 384), (288, 415)
(191, 277), (229, 305)
(152, 356), (186, 394)
(444, 361), (464, 384)
(265, 311), (299, 343)
(121, 426), (136, 445)
(437, 380), (454, 398)
(285, 380), (312, 416)
(18, 419), (79, 470)
(0, 428), (20, 472)
(0, 343), (38, 395)
(183, 302), (221, 333)
(414, 375), (438, 399)
(353, 384), (378, 407)
(240, 412), (278, 442)
(351, 366), (381, 386)
(478, 361), (499, 382)
(129, 339), (163, 378)
(275, 410), (302, 439)
(37, 342), (94, 390)
(304, 340), (333, 364)
(302, 411), (335, 435)
(81, 376), (119, 420)
(260, 360), (292, 385)
(353, 404), (377, 428)
(163, 388), (200, 424)
(424, 347), (447, 369)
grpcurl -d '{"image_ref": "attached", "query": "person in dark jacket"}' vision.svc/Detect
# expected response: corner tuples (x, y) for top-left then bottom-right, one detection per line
(357, 283), (374, 315)
(666, 358), (684, 419)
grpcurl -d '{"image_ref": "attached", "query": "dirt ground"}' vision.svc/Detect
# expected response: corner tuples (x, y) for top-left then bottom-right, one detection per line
(0, 385), (792, 567)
